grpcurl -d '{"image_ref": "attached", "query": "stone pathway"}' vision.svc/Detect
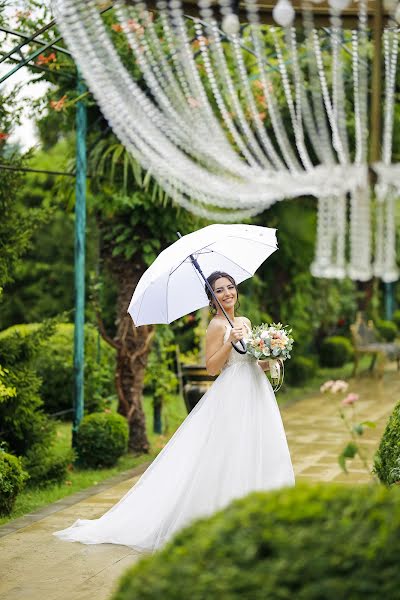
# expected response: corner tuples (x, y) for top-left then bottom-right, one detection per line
(0, 370), (398, 600)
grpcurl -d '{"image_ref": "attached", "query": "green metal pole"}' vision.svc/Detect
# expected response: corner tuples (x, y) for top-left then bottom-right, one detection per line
(72, 71), (87, 447)
(385, 282), (394, 321)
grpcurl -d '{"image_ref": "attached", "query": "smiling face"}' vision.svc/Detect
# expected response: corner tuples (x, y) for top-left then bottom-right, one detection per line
(212, 276), (238, 312)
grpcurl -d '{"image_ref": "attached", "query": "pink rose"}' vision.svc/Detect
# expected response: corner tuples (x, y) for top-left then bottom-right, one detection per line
(341, 393), (359, 405)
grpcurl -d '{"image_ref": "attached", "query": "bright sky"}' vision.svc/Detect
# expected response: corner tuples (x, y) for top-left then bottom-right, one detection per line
(1, 2), (52, 151)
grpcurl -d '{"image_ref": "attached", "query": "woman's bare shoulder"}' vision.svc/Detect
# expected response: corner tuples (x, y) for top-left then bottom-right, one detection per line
(206, 318), (227, 335)
(241, 316), (252, 327)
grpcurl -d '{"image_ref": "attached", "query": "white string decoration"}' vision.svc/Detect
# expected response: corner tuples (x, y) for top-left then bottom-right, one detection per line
(51, 0), (399, 282)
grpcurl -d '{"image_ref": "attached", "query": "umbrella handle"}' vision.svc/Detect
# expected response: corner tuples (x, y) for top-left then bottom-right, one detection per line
(176, 232), (248, 356)
(232, 339), (247, 354)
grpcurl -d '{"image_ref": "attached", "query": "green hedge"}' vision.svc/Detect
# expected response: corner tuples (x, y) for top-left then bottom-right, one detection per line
(0, 323), (70, 487)
(0, 323), (115, 418)
(374, 400), (400, 485)
(76, 412), (129, 468)
(319, 336), (354, 368)
(393, 310), (400, 330)
(285, 356), (316, 386)
(112, 483), (400, 600)
(0, 452), (28, 516)
(375, 320), (398, 342)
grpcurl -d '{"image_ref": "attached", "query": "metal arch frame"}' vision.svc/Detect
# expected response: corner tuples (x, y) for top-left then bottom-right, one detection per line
(0, 20), (87, 443)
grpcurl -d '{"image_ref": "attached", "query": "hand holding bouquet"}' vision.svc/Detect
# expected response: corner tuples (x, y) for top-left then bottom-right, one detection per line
(247, 323), (294, 390)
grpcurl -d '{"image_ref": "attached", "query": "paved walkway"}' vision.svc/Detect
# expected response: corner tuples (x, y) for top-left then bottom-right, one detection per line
(0, 370), (398, 600)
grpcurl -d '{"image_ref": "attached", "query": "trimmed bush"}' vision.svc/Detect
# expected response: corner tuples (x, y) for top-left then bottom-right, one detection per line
(393, 310), (400, 330)
(76, 412), (129, 468)
(319, 335), (354, 367)
(112, 483), (400, 600)
(374, 400), (400, 485)
(0, 323), (115, 418)
(375, 319), (398, 342)
(22, 444), (74, 488)
(0, 323), (70, 487)
(285, 356), (316, 386)
(0, 452), (28, 516)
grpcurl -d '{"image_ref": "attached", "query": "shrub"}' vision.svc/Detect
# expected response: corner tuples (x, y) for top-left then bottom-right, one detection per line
(22, 444), (74, 488)
(0, 323), (115, 418)
(319, 336), (354, 367)
(0, 452), (28, 516)
(112, 483), (400, 600)
(284, 356), (316, 386)
(374, 400), (400, 485)
(0, 324), (56, 456)
(393, 310), (400, 330)
(0, 323), (70, 487)
(375, 319), (398, 342)
(76, 412), (129, 468)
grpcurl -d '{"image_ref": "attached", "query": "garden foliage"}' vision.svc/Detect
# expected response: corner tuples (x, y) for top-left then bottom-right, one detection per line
(284, 355), (316, 386)
(375, 319), (398, 342)
(112, 483), (400, 600)
(75, 412), (129, 468)
(0, 451), (28, 516)
(319, 336), (354, 368)
(374, 400), (400, 485)
(0, 322), (71, 486)
(0, 323), (115, 418)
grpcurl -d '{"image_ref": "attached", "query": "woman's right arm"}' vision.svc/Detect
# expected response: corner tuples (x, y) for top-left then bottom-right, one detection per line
(205, 321), (244, 376)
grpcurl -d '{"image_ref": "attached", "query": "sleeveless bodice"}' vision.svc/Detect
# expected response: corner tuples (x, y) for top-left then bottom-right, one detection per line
(222, 319), (255, 370)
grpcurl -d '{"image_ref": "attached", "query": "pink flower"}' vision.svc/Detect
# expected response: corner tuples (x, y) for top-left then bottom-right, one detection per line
(320, 380), (334, 393)
(341, 393), (359, 406)
(331, 380), (349, 394)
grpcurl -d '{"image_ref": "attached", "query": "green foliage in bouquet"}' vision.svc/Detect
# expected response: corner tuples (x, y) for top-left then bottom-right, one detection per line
(111, 483), (400, 600)
(375, 320), (398, 342)
(319, 336), (354, 367)
(0, 451), (28, 516)
(75, 412), (129, 469)
(374, 400), (400, 485)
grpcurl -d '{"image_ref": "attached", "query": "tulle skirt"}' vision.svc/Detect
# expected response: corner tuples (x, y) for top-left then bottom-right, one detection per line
(54, 361), (295, 553)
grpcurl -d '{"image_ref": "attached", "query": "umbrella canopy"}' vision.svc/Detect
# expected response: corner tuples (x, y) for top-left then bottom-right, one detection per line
(128, 224), (278, 326)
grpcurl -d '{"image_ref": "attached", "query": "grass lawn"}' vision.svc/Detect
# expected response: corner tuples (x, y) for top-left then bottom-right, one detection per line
(0, 393), (187, 526)
(1, 356), (373, 526)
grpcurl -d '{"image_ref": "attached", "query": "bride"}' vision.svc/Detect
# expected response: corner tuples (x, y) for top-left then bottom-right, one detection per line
(54, 271), (295, 553)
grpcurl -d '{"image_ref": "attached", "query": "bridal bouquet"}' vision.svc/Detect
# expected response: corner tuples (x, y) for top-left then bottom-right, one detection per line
(247, 323), (294, 390)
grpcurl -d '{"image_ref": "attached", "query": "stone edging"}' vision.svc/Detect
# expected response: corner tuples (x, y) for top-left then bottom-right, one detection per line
(0, 461), (151, 539)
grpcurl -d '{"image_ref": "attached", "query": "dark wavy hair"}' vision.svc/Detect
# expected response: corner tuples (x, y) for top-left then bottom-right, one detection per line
(205, 271), (240, 315)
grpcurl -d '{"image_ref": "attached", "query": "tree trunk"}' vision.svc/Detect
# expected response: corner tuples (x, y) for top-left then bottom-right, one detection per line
(100, 255), (154, 453)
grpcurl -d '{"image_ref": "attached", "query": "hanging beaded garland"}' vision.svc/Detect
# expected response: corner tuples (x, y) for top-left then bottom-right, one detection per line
(51, 0), (399, 282)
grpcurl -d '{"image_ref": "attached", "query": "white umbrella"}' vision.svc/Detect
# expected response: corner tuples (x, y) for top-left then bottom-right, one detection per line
(128, 224), (278, 338)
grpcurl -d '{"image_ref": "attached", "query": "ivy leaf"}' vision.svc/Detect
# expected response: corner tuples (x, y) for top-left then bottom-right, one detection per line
(360, 421), (376, 429)
(353, 424), (364, 436)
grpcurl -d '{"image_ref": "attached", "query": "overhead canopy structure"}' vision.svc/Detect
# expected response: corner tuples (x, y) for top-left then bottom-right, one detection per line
(51, 0), (399, 284)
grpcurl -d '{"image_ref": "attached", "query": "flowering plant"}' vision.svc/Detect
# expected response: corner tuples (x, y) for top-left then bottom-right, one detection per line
(320, 379), (376, 477)
(247, 322), (294, 361)
(247, 323), (294, 390)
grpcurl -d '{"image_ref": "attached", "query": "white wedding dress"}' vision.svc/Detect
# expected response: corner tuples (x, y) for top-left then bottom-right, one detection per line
(54, 320), (295, 553)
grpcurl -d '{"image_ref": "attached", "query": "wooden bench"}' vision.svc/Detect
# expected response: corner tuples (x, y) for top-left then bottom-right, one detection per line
(350, 312), (400, 376)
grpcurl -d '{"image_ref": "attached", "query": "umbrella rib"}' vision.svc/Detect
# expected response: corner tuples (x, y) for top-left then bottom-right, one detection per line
(169, 236), (277, 277)
(165, 263), (174, 324)
(209, 249), (254, 278)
